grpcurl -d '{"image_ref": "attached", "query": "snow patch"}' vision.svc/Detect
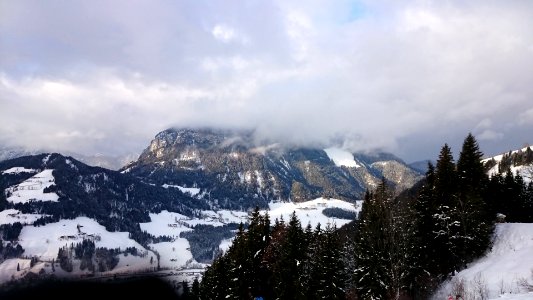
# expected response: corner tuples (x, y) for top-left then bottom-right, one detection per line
(65, 158), (78, 171)
(324, 148), (360, 168)
(1, 167), (38, 175)
(0, 209), (47, 225)
(162, 184), (201, 196)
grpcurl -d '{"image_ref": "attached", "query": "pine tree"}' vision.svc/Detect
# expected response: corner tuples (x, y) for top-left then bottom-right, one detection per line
(457, 133), (486, 192)
(456, 134), (492, 266)
(200, 255), (231, 299)
(315, 223), (345, 299)
(182, 280), (190, 300)
(273, 211), (306, 299)
(525, 147), (533, 164)
(191, 277), (200, 300)
(353, 180), (396, 299)
(412, 163), (442, 297)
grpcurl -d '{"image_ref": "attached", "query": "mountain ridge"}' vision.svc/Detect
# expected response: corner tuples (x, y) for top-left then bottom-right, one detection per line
(123, 127), (423, 210)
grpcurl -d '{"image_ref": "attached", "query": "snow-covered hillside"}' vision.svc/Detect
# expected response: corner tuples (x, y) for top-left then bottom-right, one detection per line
(483, 146), (533, 183)
(5, 169), (59, 203)
(0, 209), (46, 225)
(0, 217), (159, 284)
(266, 197), (361, 229)
(433, 223), (533, 300)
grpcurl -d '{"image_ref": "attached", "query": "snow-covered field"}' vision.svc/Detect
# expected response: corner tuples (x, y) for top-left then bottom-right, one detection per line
(434, 223), (533, 300)
(0, 217), (157, 285)
(266, 197), (361, 228)
(0, 209), (46, 225)
(5, 169), (59, 203)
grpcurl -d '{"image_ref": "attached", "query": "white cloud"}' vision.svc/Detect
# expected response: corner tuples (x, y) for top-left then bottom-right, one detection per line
(212, 24), (236, 42)
(477, 130), (504, 141)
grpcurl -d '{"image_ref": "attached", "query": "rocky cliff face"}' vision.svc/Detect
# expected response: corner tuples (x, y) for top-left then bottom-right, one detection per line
(123, 128), (423, 210)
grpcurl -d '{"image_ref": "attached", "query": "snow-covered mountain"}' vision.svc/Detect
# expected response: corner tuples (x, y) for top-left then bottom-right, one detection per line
(123, 128), (422, 210)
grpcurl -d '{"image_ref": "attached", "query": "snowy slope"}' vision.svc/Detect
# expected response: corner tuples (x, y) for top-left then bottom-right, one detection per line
(5, 169), (59, 203)
(433, 223), (533, 300)
(486, 164), (533, 183)
(483, 146), (533, 183)
(0, 209), (46, 225)
(17, 217), (147, 261)
(324, 148), (361, 168)
(266, 197), (361, 228)
(0, 217), (158, 284)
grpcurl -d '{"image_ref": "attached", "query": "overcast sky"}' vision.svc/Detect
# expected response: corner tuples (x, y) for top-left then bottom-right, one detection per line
(1, 0), (532, 162)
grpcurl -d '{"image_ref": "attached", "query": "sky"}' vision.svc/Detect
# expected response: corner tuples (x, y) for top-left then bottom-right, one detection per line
(1, 0), (532, 163)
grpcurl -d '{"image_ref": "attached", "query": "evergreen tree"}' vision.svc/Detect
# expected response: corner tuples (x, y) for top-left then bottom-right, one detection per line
(200, 254), (231, 299)
(525, 147), (533, 164)
(273, 211), (306, 299)
(432, 144), (460, 277)
(457, 133), (486, 192)
(315, 223), (345, 299)
(182, 280), (190, 300)
(413, 163), (438, 287)
(456, 134), (492, 267)
(353, 179), (416, 299)
(191, 277), (200, 300)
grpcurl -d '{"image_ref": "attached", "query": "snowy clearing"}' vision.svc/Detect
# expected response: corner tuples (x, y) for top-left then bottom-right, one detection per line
(0, 209), (46, 225)
(149, 240), (194, 269)
(162, 184), (201, 196)
(434, 223), (533, 300)
(324, 147), (360, 168)
(266, 197), (361, 228)
(5, 169), (59, 203)
(1, 167), (38, 175)
(140, 210), (194, 237)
